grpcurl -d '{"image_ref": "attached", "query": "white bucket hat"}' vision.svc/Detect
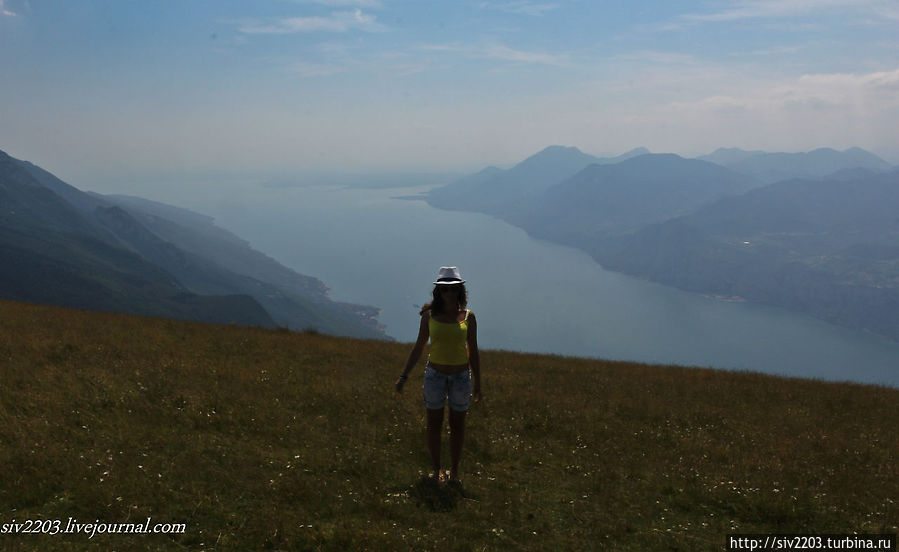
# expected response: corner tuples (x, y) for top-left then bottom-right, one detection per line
(433, 266), (465, 285)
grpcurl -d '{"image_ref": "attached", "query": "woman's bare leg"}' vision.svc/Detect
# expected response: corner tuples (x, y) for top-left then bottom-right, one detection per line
(448, 409), (466, 481)
(426, 407), (444, 479)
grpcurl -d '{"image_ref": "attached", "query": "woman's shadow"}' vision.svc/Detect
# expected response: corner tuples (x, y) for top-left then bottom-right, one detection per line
(404, 475), (476, 512)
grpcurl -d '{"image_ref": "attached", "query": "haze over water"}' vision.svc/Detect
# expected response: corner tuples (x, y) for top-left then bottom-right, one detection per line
(171, 180), (899, 388)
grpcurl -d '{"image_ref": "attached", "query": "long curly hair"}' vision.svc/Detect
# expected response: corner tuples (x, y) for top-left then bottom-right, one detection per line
(420, 284), (468, 316)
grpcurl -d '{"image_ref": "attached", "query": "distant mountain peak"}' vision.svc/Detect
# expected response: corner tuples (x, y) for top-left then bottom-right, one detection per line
(523, 145), (592, 163)
(513, 145), (599, 172)
(619, 152), (684, 165)
(709, 147), (752, 156)
(697, 147), (768, 166)
(621, 147), (651, 157)
(538, 145), (584, 154)
(724, 146), (892, 183)
(479, 165), (502, 173)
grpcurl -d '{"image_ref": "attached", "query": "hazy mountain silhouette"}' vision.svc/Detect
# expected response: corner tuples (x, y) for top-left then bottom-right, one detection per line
(0, 150), (275, 327)
(427, 144), (899, 341)
(510, 153), (762, 247)
(593, 168), (899, 339)
(97, 194), (384, 337)
(0, 149), (385, 337)
(698, 147), (767, 166)
(714, 147), (891, 184)
(427, 145), (650, 215)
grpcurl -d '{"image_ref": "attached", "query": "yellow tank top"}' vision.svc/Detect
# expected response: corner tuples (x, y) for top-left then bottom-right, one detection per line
(428, 309), (470, 365)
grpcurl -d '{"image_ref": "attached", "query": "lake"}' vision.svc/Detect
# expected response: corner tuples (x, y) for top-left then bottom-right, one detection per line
(171, 181), (898, 387)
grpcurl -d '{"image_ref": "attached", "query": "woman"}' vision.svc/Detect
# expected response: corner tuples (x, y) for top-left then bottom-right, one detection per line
(395, 266), (482, 483)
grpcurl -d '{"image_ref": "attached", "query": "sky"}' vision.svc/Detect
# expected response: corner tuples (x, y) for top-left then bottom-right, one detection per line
(1, 0), (898, 190)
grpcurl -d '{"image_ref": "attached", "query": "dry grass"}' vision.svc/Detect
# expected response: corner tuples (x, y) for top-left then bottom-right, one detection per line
(0, 299), (896, 551)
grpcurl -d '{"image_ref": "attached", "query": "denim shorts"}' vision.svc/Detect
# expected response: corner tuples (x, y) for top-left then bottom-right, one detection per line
(422, 365), (472, 412)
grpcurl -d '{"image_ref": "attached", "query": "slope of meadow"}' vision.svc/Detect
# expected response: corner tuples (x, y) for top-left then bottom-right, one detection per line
(0, 299), (896, 551)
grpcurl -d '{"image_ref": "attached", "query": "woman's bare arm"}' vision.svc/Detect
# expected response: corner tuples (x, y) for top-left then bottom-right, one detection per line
(396, 312), (429, 392)
(467, 312), (482, 402)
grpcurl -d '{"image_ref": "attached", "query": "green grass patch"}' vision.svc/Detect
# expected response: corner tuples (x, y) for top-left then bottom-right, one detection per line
(0, 299), (896, 551)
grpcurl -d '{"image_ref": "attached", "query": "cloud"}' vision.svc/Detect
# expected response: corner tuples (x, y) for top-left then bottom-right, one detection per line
(551, 66), (899, 155)
(305, 0), (381, 6)
(874, 3), (899, 20)
(291, 61), (348, 77)
(795, 69), (899, 100)
(239, 9), (386, 34)
(481, 44), (568, 65)
(667, 68), (899, 120)
(487, 1), (560, 16)
(372, 57), (432, 77)
(680, 0), (896, 23)
(612, 50), (700, 66)
(743, 45), (803, 56)
(421, 43), (569, 67)
(289, 53), (431, 79)
(642, 1), (897, 35)
(1, 0), (16, 16)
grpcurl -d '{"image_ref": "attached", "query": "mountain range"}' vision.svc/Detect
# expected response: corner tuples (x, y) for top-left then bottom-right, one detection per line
(594, 168), (899, 339)
(700, 146), (893, 184)
(506, 153), (762, 247)
(427, 144), (899, 341)
(6, 142), (897, 343)
(427, 145), (650, 216)
(0, 149), (385, 338)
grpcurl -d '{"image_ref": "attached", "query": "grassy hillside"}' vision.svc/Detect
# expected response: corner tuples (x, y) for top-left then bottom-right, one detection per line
(0, 299), (896, 551)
